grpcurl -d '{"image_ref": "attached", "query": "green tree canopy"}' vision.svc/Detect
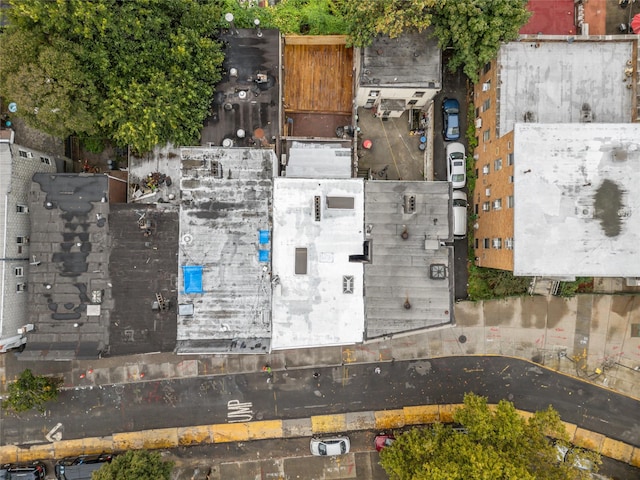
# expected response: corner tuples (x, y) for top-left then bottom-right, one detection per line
(1, 369), (62, 413)
(432, 0), (531, 82)
(93, 450), (173, 480)
(333, 0), (435, 47)
(0, 0), (225, 154)
(380, 393), (600, 480)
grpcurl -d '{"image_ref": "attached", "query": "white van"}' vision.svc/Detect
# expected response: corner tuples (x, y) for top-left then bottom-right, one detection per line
(452, 190), (467, 239)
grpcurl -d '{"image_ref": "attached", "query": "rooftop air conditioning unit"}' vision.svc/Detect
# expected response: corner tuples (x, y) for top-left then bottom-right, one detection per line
(482, 83), (490, 92)
(493, 239), (501, 249)
(485, 188), (491, 197)
(506, 238), (514, 249)
(482, 165), (489, 174)
(482, 203), (490, 211)
(475, 118), (482, 128)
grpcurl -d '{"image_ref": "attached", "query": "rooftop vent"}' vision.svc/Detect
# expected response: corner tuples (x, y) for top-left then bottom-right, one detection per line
(342, 275), (354, 294)
(524, 111), (536, 123)
(580, 103), (592, 123)
(314, 196), (321, 221)
(403, 195), (416, 214)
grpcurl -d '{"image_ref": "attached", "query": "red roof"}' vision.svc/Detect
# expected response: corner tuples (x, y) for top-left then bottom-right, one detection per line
(520, 0), (576, 35)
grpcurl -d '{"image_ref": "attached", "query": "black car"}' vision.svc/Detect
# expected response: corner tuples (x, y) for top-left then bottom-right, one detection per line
(55, 454), (113, 480)
(0, 462), (46, 480)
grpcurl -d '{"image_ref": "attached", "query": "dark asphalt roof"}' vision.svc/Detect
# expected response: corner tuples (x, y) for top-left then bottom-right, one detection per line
(201, 28), (280, 148)
(107, 203), (179, 356)
(25, 174), (111, 360)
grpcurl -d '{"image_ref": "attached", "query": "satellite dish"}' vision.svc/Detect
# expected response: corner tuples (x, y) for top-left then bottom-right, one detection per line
(8, 103), (17, 113)
(182, 234), (193, 244)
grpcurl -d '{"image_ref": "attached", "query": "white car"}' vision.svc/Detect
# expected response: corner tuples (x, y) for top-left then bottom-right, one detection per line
(310, 436), (350, 456)
(446, 142), (466, 189)
(452, 190), (467, 239)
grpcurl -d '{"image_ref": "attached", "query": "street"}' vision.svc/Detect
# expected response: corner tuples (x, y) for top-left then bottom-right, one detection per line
(2, 357), (638, 449)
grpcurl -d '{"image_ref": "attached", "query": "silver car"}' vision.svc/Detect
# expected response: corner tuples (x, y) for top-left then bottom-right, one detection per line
(310, 436), (350, 456)
(446, 142), (466, 189)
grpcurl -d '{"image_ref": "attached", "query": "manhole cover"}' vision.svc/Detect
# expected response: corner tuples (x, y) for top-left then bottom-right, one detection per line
(459, 335), (467, 344)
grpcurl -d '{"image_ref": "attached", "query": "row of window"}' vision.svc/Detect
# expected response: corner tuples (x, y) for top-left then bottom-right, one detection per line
(475, 237), (514, 250)
(475, 195), (514, 213)
(18, 150), (51, 165)
(481, 154), (514, 175)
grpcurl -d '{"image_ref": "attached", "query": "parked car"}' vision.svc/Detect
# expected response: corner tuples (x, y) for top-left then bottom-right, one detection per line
(55, 454), (113, 480)
(442, 98), (460, 141)
(452, 190), (468, 239)
(310, 436), (350, 456)
(446, 142), (466, 189)
(0, 462), (46, 480)
(374, 434), (395, 452)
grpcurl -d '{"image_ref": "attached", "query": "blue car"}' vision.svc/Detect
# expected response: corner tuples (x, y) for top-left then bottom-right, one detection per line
(442, 98), (460, 141)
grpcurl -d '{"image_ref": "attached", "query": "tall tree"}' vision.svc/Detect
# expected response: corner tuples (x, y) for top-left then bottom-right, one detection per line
(1, 369), (62, 413)
(333, 0), (435, 47)
(380, 393), (600, 480)
(93, 450), (173, 480)
(432, 0), (531, 82)
(0, 0), (225, 154)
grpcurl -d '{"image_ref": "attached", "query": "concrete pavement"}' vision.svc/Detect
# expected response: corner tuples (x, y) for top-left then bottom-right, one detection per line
(2, 294), (638, 398)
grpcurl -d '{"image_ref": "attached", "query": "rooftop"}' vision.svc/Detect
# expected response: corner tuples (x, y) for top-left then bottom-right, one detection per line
(360, 31), (441, 89)
(25, 174), (111, 360)
(201, 28), (280, 148)
(364, 181), (454, 338)
(107, 203), (179, 355)
(271, 178), (365, 350)
(520, 0), (576, 35)
(514, 123), (640, 278)
(176, 147), (274, 354)
(497, 39), (635, 136)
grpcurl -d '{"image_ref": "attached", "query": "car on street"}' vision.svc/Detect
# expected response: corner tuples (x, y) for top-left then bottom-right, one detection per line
(374, 434), (396, 452)
(55, 454), (114, 480)
(452, 190), (468, 239)
(442, 98), (460, 141)
(0, 462), (46, 480)
(446, 142), (466, 189)
(310, 436), (350, 456)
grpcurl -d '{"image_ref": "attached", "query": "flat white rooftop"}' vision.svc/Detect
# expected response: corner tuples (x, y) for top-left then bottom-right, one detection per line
(514, 123), (640, 277)
(498, 39), (634, 136)
(271, 178), (365, 349)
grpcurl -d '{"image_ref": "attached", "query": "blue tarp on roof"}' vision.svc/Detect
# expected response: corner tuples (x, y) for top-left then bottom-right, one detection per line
(182, 265), (204, 293)
(259, 230), (270, 244)
(259, 250), (270, 262)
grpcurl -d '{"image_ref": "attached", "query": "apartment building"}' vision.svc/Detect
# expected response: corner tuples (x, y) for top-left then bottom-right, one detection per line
(472, 36), (636, 272)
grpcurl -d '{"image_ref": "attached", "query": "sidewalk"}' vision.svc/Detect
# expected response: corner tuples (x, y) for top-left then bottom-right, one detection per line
(2, 294), (638, 399)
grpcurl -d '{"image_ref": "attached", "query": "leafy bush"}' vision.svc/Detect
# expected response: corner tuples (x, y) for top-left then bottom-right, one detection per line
(468, 265), (531, 300)
(559, 277), (594, 297)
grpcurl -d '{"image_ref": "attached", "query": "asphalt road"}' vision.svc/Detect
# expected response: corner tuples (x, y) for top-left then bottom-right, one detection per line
(2, 357), (639, 449)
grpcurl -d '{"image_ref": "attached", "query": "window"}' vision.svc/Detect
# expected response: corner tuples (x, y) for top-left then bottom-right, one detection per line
(407, 99), (418, 106)
(295, 248), (308, 275)
(509, 175), (514, 184)
(475, 238), (479, 249)
(485, 188), (491, 197)
(16, 205), (29, 213)
(16, 283), (27, 292)
(413, 91), (425, 98)
(492, 238), (502, 249)
(483, 62), (491, 74)
(483, 238), (490, 249)
(482, 164), (490, 175)
(507, 195), (514, 208)
(507, 153), (514, 166)
(483, 98), (491, 111)
(16, 236), (29, 244)
(19, 150), (28, 158)
(14, 267), (24, 277)
(494, 158), (502, 171)
(483, 129), (490, 142)
(506, 238), (514, 250)
(493, 199), (502, 210)
(474, 203), (479, 214)
(482, 201), (490, 211)
(482, 81), (491, 91)
(508, 141), (512, 149)
(369, 90), (380, 97)
(40, 156), (51, 165)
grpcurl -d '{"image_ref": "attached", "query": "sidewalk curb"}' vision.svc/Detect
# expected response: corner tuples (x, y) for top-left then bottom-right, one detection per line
(2, 403), (638, 468)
